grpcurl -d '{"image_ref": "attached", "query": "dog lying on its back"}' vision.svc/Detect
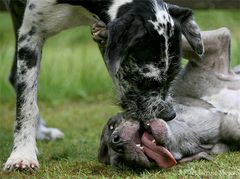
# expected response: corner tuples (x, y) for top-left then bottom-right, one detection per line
(97, 28), (240, 169)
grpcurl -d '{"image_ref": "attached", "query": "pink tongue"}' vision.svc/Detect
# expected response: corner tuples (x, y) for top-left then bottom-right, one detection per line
(141, 132), (177, 169)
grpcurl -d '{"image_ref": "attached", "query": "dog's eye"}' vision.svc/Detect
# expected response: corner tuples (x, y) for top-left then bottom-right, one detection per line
(109, 125), (114, 131)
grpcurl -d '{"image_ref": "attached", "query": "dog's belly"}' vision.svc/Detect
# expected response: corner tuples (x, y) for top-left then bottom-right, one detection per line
(166, 105), (222, 159)
(173, 105), (222, 142)
(21, 0), (98, 37)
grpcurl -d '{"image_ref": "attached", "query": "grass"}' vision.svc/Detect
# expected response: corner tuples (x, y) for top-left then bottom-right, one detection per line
(1, 102), (240, 178)
(0, 10), (240, 178)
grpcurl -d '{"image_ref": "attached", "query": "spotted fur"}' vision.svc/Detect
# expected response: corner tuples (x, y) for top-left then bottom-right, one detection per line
(105, 1), (202, 121)
(3, 0), (203, 171)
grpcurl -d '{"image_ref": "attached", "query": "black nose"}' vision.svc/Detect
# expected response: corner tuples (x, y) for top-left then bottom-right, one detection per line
(160, 110), (176, 121)
(111, 134), (121, 144)
(110, 134), (124, 153)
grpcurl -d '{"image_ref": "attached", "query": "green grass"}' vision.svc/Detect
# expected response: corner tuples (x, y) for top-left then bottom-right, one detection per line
(1, 102), (240, 178)
(0, 10), (240, 178)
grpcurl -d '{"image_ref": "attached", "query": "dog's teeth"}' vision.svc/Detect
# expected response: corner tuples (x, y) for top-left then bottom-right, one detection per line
(152, 139), (156, 143)
(136, 144), (144, 150)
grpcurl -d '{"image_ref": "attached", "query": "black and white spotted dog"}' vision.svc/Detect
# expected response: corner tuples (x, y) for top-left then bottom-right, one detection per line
(3, 0), (203, 171)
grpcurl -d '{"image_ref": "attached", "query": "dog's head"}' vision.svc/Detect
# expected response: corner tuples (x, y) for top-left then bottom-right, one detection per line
(104, 2), (204, 77)
(98, 113), (177, 169)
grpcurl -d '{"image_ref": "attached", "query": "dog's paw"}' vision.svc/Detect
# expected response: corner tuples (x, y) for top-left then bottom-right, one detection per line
(178, 152), (213, 163)
(37, 125), (64, 141)
(4, 152), (39, 171)
(91, 21), (108, 46)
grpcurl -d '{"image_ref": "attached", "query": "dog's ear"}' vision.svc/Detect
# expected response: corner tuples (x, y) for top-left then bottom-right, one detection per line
(168, 4), (204, 57)
(98, 125), (110, 164)
(104, 16), (147, 77)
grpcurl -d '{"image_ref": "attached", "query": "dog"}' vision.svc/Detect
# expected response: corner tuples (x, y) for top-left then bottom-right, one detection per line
(98, 28), (240, 169)
(3, 0), (203, 170)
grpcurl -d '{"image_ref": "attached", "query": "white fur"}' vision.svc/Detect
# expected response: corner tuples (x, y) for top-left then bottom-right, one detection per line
(142, 64), (162, 81)
(37, 120), (64, 140)
(108, 0), (133, 20)
(4, 150), (39, 170)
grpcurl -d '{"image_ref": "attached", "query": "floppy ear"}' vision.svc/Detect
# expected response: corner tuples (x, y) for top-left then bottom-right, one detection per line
(98, 125), (110, 164)
(104, 16), (146, 77)
(167, 4), (204, 57)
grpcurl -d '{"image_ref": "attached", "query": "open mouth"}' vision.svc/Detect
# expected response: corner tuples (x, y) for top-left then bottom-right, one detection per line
(110, 119), (177, 169)
(129, 119), (176, 169)
(140, 132), (177, 169)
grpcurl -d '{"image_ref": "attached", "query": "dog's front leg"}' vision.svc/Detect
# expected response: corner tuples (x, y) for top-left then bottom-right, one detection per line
(4, 19), (44, 172)
(6, 0), (64, 142)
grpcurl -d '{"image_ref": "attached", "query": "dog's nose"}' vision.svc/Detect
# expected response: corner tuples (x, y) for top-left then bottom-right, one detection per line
(160, 110), (176, 121)
(110, 134), (124, 153)
(111, 134), (121, 144)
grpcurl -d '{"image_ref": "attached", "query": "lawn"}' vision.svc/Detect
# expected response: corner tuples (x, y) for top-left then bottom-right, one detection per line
(0, 10), (240, 178)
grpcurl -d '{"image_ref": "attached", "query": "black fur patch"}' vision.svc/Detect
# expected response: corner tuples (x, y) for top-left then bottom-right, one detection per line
(29, 3), (36, 10)
(14, 121), (22, 133)
(28, 26), (37, 36)
(16, 82), (26, 111)
(16, 82), (27, 126)
(18, 34), (27, 43)
(17, 82), (26, 96)
(13, 146), (17, 151)
(18, 47), (38, 68)
(21, 69), (27, 75)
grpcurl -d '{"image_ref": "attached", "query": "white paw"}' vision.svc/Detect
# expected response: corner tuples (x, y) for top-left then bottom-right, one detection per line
(37, 125), (64, 141)
(4, 151), (39, 171)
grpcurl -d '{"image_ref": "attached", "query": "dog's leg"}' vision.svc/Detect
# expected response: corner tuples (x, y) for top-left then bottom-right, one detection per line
(178, 152), (213, 163)
(4, 11), (46, 169)
(4, 0), (98, 170)
(210, 143), (230, 154)
(4, 36), (42, 171)
(220, 113), (240, 142)
(7, 0), (64, 141)
(183, 28), (235, 79)
(36, 117), (64, 141)
(6, 0), (25, 88)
